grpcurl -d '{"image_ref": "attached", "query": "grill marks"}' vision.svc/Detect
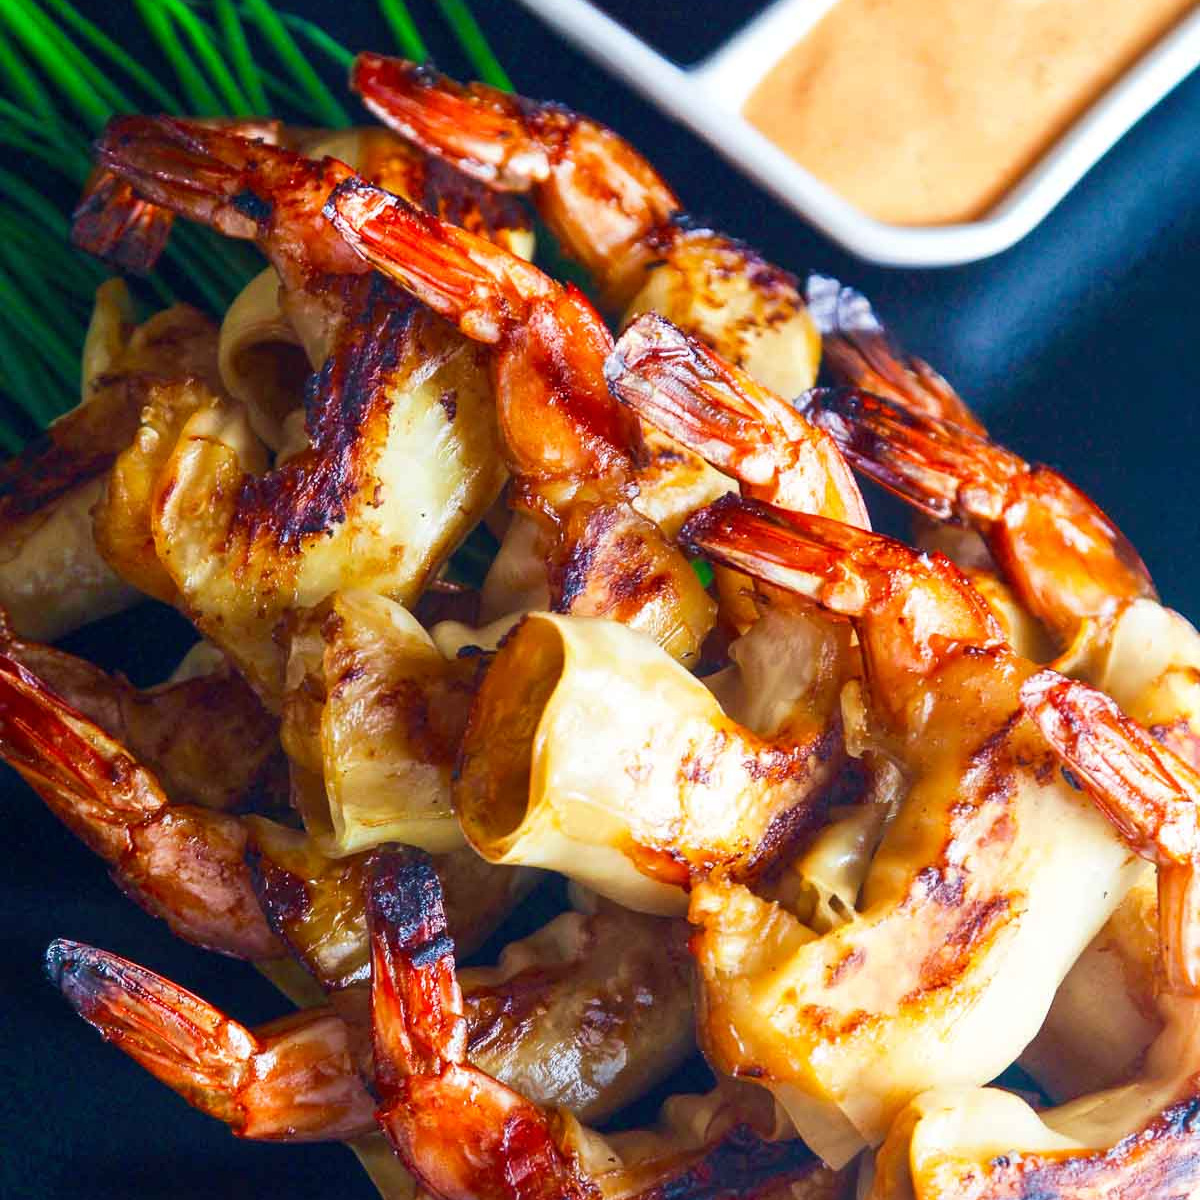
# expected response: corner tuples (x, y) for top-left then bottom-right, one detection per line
(953, 1097), (1200, 1199)
(232, 279), (413, 553)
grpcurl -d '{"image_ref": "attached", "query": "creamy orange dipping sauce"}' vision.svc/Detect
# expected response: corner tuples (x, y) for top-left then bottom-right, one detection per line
(742, 0), (1196, 225)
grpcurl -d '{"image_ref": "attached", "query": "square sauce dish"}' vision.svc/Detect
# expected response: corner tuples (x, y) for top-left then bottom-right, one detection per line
(513, 0), (1200, 266)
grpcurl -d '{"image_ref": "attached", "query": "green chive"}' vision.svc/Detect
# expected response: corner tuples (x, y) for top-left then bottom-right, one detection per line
(0, 298), (75, 421)
(169, 224), (243, 294)
(0, 260), (82, 387)
(379, 0), (429, 61)
(2, 0), (129, 126)
(38, 0), (183, 112)
(435, 0), (512, 90)
(691, 558), (715, 588)
(0, 407), (27, 454)
(0, 117), (84, 176)
(186, 222), (263, 290)
(135, 0), (223, 116)
(0, 215), (106, 303)
(0, 99), (93, 173)
(0, 242), (90, 349)
(0, 319), (59, 425)
(140, 269), (178, 311)
(276, 13), (356, 71)
(0, 167), (73, 237)
(260, 68), (320, 119)
(0, 22), (56, 118)
(160, 0), (255, 115)
(242, 0), (349, 126)
(215, 0), (269, 112)
(167, 226), (243, 308)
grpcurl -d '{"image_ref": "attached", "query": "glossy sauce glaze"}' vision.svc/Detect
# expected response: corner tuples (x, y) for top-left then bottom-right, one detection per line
(742, 0), (1196, 225)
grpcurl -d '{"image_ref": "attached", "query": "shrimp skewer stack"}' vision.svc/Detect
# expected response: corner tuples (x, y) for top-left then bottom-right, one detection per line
(90, 119), (520, 702)
(12, 51), (1200, 1200)
(325, 177), (716, 664)
(680, 497), (1141, 1163)
(0, 637), (526, 967)
(868, 673), (1200, 1199)
(803, 305), (1200, 1096)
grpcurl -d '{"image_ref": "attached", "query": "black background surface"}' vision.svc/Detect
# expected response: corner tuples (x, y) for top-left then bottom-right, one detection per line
(3, 2), (1199, 1197)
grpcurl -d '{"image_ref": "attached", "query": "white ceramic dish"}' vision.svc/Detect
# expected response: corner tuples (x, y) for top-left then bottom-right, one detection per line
(512, 0), (1200, 267)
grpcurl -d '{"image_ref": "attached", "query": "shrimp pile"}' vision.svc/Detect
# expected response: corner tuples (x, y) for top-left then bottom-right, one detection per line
(4, 53), (1193, 1200)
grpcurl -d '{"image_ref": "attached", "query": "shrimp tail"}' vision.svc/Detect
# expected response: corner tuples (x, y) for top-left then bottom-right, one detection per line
(366, 847), (467, 1083)
(1020, 670), (1200, 867)
(0, 653), (162, 861)
(805, 274), (986, 435)
(801, 387), (1021, 524)
(810, 389), (1157, 639)
(1021, 669), (1200, 993)
(366, 848), (593, 1200)
(72, 167), (175, 274)
(608, 313), (868, 526)
(46, 939), (374, 1141)
(682, 494), (1004, 703)
(351, 54), (551, 191)
(324, 176), (549, 342)
(680, 495), (878, 610)
(95, 116), (264, 240)
(0, 654), (283, 960)
(607, 313), (796, 481)
(77, 117), (287, 269)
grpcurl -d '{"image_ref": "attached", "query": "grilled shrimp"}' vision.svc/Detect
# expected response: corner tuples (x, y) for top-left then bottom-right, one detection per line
(806, 388), (1200, 762)
(0, 653), (284, 959)
(47, 938), (373, 1141)
(806, 389), (1156, 649)
(0, 626), (535, 973)
(47, 899), (694, 1147)
(603, 312), (871, 859)
(326, 178), (715, 664)
(679, 497), (1140, 1165)
(351, 55), (820, 399)
(805, 290), (1200, 1099)
(246, 819), (534, 997)
(0, 620), (284, 813)
(868, 675), (1200, 1200)
(366, 846), (837, 1200)
(214, 124), (535, 450)
(92, 120), (511, 702)
(805, 275), (986, 435)
(0, 281), (223, 640)
(606, 310), (868, 632)
(608, 313), (867, 527)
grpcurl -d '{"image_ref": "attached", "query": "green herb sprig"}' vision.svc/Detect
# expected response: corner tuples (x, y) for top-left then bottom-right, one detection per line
(0, 0), (512, 450)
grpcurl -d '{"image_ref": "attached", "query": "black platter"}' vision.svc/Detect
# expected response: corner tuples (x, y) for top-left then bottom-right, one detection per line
(3, 3), (1199, 1197)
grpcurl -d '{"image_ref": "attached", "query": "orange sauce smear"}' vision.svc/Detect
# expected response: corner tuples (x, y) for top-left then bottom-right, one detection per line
(742, 0), (1196, 225)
